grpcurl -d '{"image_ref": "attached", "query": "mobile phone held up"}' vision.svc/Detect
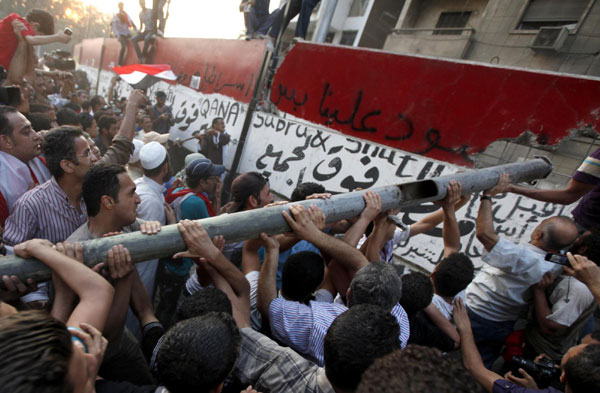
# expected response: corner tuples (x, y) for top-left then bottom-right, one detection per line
(545, 253), (571, 267)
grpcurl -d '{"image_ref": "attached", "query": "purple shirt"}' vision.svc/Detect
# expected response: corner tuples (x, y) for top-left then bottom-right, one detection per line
(571, 147), (600, 229)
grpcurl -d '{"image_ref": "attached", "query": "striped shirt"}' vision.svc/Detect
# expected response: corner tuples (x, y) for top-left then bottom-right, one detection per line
(234, 328), (334, 393)
(269, 296), (410, 366)
(3, 177), (87, 245)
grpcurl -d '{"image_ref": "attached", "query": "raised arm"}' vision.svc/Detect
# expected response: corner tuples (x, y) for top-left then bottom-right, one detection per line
(454, 298), (501, 393)
(476, 174), (510, 252)
(175, 220), (250, 302)
(440, 181), (462, 257)
(255, 233), (281, 319)
(283, 204), (369, 275)
(14, 240), (114, 331)
(24, 31), (71, 46)
(115, 89), (148, 141)
(564, 253), (600, 306)
(342, 191), (381, 247)
(508, 178), (595, 205)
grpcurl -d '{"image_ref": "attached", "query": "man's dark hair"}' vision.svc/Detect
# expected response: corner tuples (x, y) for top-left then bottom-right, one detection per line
(281, 251), (324, 304)
(0, 105), (17, 136)
(348, 262), (402, 311)
(83, 164), (126, 217)
(97, 115), (117, 134)
(356, 345), (485, 393)
(143, 155), (169, 178)
(81, 100), (91, 111)
(156, 91), (166, 99)
(564, 344), (600, 393)
(291, 182), (325, 202)
(63, 102), (81, 113)
(174, 288), (232, 323)
(156, 313), (240, 393)
(0, 310), (73, 393)
(43, 126), (84, 179)
(224, 172), (268, 212)
(432, 252), (474, 298)
(572, 227), (600, 265)
(90, 95), (104, 110)
(26, 112), (52, 132)
(400, 272), (433, 316)
(211, 117), (223, 127)
(79, 113), (94, 132)
(29, 103), (53, 113)
(324, 304), (401, 392)
(26, 9), (55, 35)
(56, 107), (80, 126)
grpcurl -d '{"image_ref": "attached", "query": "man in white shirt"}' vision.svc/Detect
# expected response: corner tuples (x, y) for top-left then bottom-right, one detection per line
(134, 141), (175, 298)
(465, 174), (579, 368)
(111, 2), (136, 65)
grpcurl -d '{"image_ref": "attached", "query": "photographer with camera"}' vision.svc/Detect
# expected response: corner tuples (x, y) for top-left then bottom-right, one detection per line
(0, 10), (71, 86)
(454, 298), (600, 393)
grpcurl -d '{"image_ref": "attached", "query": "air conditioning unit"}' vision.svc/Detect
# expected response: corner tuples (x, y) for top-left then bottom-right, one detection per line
(531, 27), (569, 51)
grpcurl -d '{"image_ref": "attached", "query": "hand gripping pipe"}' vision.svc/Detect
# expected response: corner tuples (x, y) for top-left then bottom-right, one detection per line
(0, 157), (552, 285)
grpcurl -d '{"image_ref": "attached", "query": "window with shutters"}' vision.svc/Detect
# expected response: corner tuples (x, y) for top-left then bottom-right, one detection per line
(433, 11), (472, 35)
(517, 0), (590, 30)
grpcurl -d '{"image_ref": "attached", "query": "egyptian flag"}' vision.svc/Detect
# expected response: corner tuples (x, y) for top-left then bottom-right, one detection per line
(112, 64), (177, 90)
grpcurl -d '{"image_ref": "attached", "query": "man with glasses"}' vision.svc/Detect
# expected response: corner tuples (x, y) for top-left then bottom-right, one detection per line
(3, 126), (98, 306)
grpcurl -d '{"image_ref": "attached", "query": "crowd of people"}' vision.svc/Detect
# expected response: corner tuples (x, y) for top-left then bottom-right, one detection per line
(2, 6), (600, 393)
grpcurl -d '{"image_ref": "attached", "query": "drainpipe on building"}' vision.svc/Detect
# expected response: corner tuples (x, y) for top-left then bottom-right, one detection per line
(313, 0), (339, 43)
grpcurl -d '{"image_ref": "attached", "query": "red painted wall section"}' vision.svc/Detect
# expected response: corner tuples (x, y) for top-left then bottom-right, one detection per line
(270, 42), (600, 166)
(76, 38), (267, 103)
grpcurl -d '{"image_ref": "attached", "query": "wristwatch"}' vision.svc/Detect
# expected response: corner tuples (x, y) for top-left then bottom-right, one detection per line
(480, 195), (492, 202)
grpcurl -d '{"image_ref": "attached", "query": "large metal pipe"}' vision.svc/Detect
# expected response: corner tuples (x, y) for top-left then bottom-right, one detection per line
(0, 157), (552, 285)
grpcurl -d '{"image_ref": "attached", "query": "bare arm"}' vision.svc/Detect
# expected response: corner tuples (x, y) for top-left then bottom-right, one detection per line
(454, 298), (501, 393)
(102, 245), (135, 342)
(564, 253), (600, 306)
(24, 32), (71, 46)
(476, 174), (510, 252)
(15, 240), (114, 332)
(283, 205), (369, 275)
(342, 191), (381, 247)
(5, 21), (28, 85)
(411, 189), (470, 237)
(508, 178), (595, 205)
(130, 268), (159, 327)
(424, 303), (460, 348)
(175, 220), (250, 300)
(116, 90), (148, 141)
(440, 181), (462, 257)
(255, 234), (280, 319)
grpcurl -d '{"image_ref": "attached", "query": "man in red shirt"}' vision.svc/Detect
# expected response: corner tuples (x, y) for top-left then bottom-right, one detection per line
(0, 9), (71, 84)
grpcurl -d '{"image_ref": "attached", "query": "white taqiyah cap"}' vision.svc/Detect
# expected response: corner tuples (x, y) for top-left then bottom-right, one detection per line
(129, 139), (145, 164)
(139, 141), (167, 170)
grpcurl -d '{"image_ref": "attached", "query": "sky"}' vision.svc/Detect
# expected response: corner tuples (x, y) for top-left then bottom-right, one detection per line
(78, 0), (269, 39)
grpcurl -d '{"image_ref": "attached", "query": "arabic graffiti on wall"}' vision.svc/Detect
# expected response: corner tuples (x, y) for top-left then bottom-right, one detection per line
(239, 111), (575, 272)
(271, 42), (600, 166)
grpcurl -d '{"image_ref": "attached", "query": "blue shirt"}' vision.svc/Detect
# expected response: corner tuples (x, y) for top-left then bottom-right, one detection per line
(269, 297), (410, 366)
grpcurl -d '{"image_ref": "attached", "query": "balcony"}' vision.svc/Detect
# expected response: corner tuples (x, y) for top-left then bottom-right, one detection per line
(384, 27), (475, 59)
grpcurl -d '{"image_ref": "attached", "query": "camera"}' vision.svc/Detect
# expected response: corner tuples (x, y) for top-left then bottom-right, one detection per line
(44, 50), (76, 71)
(512, 356), (560, 385)
(0, 66), (22, 107)
(64, 27), (72, 36)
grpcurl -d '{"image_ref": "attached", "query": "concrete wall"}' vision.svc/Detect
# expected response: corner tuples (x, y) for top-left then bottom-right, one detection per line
(384, 0), (600, 76)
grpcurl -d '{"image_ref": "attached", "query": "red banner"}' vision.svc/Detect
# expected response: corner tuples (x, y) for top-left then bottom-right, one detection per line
(271, 42), (600, 166)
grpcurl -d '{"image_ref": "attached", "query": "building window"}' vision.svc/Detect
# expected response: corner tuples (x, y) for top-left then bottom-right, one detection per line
(349, 0), (370, 17)
(433, 11), (472, 35)
(340, 30), (358, 46)
(517, 0), (589, 30)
